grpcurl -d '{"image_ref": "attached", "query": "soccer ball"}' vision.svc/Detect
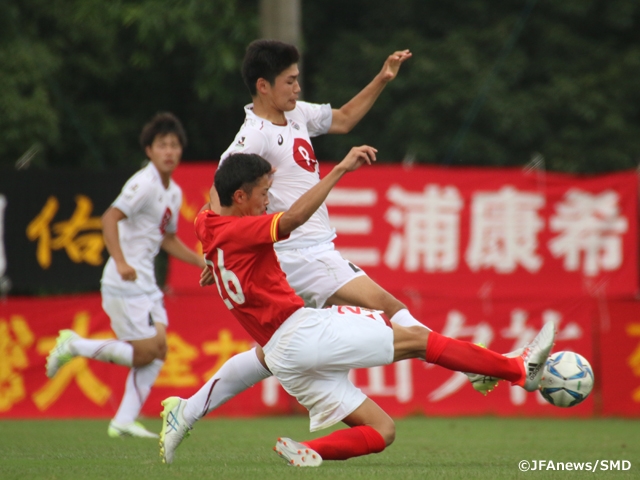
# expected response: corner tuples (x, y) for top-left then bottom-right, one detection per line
(539, 351), (594, 408)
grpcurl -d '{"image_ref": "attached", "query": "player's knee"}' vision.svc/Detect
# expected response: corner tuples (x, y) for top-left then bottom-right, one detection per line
(156, 340), (167, 360)
(132, 349), (155, 367)
(377, 419), (396, 447)
(131, 341), (163, 366)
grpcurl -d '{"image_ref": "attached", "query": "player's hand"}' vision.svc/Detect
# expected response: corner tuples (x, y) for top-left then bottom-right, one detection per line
(200, 266), (215, 287)
(338, 145), (377, 172)
(379, 50), (412, 83)
(116, 262), (137, 282)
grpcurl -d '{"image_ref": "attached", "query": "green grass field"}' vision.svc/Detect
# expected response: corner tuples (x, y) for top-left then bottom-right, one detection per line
(1, 416), (639, 479)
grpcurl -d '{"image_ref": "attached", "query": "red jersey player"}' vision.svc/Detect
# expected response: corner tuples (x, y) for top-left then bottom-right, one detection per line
(159, 147), (556, 467)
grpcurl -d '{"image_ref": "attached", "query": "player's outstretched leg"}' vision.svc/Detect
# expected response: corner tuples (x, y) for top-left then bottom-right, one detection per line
(425, 321), (555, 391)
(462, 322), (555, 393)
(159, 397), (192, 465)
(46, 330), (79, 378)
(274, 438), (322, 467)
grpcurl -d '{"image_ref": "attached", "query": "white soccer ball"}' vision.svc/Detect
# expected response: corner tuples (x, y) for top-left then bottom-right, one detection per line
(539, 351), (594, 408)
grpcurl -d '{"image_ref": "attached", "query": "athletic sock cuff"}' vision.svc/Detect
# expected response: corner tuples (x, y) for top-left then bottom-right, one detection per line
(357, 425), (386, 454)
(511, 356), (527, 387)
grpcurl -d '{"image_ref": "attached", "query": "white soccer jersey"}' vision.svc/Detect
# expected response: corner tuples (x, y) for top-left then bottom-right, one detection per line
(101, 162), (182, 296)
(220, 101), (334, 250)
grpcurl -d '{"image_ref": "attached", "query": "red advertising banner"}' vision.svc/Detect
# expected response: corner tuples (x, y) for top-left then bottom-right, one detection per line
(599, 299), (640, 416)
(2, 163), (636, 419)
(167, 164), (215, 291)
(0, 293), (290, 419)
(168, 163), (638, 299)
(0, 292), (606, 419)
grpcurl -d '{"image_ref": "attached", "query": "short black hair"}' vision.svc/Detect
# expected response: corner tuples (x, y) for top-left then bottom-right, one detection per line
(215, 154), (272, 207)
(139, 112), (187, 150)
(242, 39), (300, 96)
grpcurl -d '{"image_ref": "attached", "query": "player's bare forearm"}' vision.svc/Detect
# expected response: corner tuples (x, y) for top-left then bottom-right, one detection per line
(328, 50), (411, 135)
(279, 146), (377, 237)
(328, 81), (387, 134)
(101, 207), (127, 265)
(161, 234), (205, 268)
(102, 206), (137, 281)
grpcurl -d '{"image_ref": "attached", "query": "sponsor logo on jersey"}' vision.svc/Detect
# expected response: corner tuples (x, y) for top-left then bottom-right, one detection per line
(159, 207), (172, 235)
(292, 138), (318, 173)
(277, 134), (283, 145)
(235, 136), (246, 147)
(290, 120), (300, 131)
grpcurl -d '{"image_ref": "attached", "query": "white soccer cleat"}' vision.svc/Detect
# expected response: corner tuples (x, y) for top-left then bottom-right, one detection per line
(519, 320), (556, 392)
(159, 397), (191, 464)
(45, 329), (79, 378)
(465, 346), (525, 395)
(108, 420), (159, 439)
(274, 437), (322, 467)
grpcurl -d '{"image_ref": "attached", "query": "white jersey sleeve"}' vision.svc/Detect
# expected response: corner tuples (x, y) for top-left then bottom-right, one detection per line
(219, 117), (270, 164)
(112, 173), (153, 218)
(296, 101), (332, 137)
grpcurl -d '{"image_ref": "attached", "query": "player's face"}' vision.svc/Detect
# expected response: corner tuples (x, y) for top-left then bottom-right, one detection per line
(268, 64), (300, 112)
(146, 133), (182, 180)
(246, 174), (271, 216)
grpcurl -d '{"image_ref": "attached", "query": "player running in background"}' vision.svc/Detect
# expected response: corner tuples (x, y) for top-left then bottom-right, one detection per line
(45, 113), (206, 438)
(159, 150), (556, 466)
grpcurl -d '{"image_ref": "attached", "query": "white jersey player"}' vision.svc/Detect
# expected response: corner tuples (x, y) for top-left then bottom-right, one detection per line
(46, 113), (206, 438)
(221, 101), (335, 252)
(100, 161), (182, 297)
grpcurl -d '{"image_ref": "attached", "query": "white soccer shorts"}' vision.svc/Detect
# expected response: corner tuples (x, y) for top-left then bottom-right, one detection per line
(263, 306), (394, 432)
(101, 291), (168, 341)
(276, 241), (366, 308)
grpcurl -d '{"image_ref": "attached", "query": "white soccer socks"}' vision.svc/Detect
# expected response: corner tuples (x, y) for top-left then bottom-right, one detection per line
(69, 337), (134, 367)
(182, 347), (271, 425)
(113, 358), (164, 425)
(390, 309), (431, 330)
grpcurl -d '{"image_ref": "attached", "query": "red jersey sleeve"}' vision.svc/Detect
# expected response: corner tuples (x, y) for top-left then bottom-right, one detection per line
(195, 210), (289, 247)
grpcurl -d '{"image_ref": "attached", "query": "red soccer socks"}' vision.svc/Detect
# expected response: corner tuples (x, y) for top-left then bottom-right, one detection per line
(302, 425), (386, 460)
(425, 330), (524, 383)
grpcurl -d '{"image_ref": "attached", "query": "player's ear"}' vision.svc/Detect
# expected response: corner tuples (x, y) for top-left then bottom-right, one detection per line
(232, 189), (245, 205)
(256, 78), (270, 95)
